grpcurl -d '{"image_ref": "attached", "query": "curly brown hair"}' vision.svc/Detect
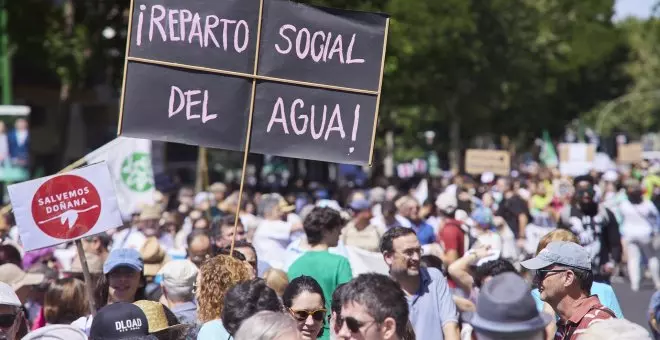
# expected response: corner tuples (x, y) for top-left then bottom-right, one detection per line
(197, 254), (252, 323)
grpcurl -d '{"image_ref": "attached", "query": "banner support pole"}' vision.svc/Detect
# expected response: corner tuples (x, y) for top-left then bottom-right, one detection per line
(75, 239), (97, 316)
(230, 0), (265, 256)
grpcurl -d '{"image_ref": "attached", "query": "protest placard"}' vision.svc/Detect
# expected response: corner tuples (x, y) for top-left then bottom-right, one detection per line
(558, 143), (596, 176)
(8, 162), (123, 251)
(617, 143), (643, 164)
(118, 0), (389, 166)
(465, 149), (510, 176)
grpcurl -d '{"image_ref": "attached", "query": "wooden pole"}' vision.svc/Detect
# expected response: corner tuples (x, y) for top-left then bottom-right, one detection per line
(230, 0), (264, 256)
(75, 239), (97, 316)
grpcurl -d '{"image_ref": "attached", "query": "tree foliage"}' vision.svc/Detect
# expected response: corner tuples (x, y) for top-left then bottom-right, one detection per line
(9, 0), (632, 166)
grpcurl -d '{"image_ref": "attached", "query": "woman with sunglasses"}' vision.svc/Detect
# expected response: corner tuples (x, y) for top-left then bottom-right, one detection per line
(0, 282), (28, 340)
(283, 276), (327, 340)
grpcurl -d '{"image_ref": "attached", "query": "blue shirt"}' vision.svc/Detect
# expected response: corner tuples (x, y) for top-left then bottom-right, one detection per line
(406, 267), (459, 340)
(531, 281), (624, 319)
(197, 319), (231, 340)
(412, 221), (436, 245)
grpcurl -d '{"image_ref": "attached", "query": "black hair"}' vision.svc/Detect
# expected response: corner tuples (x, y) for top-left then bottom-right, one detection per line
(381, 201), (398, 215)
(421, 255), (444, 272)
(221, 278), (283, 336)
(559, 266), (594, 293)
(331, 283), (347, 315)
(380, 226), (417, 254)
(84, 232), (112, 249)
(96, 271), (147, 308)
(212, 215), (241, 235)
(573, 175), (595, 187)
(339, 273), (408, 338)
(283, 276), (327, 338)
(473, 259), (517, 288)
(221, 240), (258, 262)
(303, 207), (343, 245)
(0, 244), (22, 268)
(186, 229), (211, 250)
(283, 275), (327, 309)
(217, 248), (247, 262)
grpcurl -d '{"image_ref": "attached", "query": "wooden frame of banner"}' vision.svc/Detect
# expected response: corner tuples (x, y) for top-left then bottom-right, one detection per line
(112, 1), (390, 254)
(229, 0), (265, 256)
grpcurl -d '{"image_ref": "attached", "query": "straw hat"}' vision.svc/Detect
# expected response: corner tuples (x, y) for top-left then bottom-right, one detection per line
(133, 300), (174, 333)
(68, 252), (104, 274)
(139, 205), (162, 222)
(140, 237), (169, 277)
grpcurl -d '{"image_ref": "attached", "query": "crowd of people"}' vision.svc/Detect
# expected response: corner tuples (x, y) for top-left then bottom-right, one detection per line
(1, 164), (660, 339)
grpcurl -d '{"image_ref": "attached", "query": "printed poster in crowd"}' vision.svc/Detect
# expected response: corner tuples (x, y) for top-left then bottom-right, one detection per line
(558, 143), (596, 177)
(84, 137), (155, 217)
(8, 162), (123, 251)
(464, 149), (511, 177)
(118, 0), (389, 165)
(617, 143), (643, 164)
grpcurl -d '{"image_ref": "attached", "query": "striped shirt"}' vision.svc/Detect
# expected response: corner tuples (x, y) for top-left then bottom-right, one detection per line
(555, 295), (616, 340)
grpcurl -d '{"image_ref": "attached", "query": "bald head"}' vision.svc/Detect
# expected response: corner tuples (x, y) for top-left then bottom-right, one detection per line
(188, 232), (212, 268)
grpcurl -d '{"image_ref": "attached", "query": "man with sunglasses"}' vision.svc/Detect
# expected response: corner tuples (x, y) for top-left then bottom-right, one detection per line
(381, 227), (459, 340)
(336, 273), (409, 340)
(558, 176), (621, 283)
(521, 241), (616, 340)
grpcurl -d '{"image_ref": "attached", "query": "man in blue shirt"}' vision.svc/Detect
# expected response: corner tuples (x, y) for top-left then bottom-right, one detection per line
(394, 196), (436, 245)
(381, 226), (459, 340)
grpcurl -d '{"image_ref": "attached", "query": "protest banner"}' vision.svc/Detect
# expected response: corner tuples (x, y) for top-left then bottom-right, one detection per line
(8, 162), (123, 251)
(8, 162), (123, 315)
(558, 143), (596, 176)
(118, 0), (389, 252)
(617, 143), (643, 164)
(117, 0), (389, 166)
(464, 149), (511, 176)
(85, 137), (155, 217)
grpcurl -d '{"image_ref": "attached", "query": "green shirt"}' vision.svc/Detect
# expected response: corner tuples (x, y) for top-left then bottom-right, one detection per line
(287, 250), (353, 340)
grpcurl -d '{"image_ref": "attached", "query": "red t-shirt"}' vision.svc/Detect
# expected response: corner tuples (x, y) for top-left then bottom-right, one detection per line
(438, 219), (465, 288)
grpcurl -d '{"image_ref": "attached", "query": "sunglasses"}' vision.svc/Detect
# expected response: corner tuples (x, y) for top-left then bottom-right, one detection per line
(289, 308), (326, 322)
(336, 316), (375, 333)
(534, 269), (568, 286)
(0, 313), (16, 328)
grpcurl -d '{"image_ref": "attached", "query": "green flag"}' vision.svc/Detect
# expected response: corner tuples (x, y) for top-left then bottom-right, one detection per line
(540, 130), (559, 167)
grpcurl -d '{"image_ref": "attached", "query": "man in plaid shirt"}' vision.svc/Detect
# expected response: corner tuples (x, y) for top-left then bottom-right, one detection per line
(522, 241), (616, 340)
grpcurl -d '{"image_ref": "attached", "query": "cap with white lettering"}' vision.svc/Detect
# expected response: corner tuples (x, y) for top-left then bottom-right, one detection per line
(90, 302), (149, 339)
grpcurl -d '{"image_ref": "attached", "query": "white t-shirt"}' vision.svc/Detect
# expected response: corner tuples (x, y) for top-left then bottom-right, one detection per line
(620, 200), (660, 242)
(71, 315), (94, 336)
(111, 227), (146, 250)
(253, 220), (293, 270)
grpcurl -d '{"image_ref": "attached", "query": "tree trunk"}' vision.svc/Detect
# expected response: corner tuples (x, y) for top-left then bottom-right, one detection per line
(55, 0), (74, 171)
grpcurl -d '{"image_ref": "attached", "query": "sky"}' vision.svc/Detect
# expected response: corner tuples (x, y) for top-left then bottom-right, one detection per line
(615, 0), (655, 20)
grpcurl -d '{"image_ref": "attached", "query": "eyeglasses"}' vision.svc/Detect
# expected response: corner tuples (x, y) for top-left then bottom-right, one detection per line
(192, 282), (198, 295)
(535, 269), (568, 283)
(397, 247), (423, 258)
(0, 313), (16, 328)
(288, 308), (326, 322)
(336, 316), (376, 333)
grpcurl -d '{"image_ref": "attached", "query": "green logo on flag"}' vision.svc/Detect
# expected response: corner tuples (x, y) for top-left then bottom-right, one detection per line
(120, 152), (154, 192)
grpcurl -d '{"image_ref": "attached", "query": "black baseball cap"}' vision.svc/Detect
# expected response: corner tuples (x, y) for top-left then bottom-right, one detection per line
(90, 302), (149, 339)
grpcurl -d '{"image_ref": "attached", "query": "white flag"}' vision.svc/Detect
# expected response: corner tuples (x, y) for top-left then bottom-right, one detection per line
(85, 137), (154, 216)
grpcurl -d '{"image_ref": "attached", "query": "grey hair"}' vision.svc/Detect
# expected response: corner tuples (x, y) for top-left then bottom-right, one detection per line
(161, 282), (195, 303)
(234, 311), (299, 340)
(577, 319), (652, 340)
